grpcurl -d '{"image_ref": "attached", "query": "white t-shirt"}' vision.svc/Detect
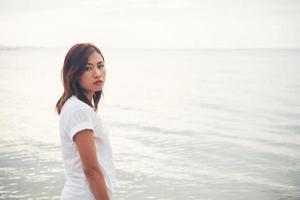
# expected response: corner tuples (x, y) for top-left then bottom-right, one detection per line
(59, 95), (116, 200)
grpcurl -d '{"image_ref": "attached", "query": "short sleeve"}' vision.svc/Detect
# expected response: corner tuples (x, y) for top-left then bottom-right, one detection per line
(66, 108), (94, 141)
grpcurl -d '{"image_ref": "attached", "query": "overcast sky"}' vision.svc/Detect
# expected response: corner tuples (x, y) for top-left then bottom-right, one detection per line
(0, 0), (299, 49)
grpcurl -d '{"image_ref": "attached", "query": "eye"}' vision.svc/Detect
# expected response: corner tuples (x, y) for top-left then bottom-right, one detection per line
(98, 64), (105, 69)
(85, 66), (92, 71)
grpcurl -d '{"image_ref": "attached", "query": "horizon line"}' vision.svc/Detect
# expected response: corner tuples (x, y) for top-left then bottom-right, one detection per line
(0, 45), (300, 51)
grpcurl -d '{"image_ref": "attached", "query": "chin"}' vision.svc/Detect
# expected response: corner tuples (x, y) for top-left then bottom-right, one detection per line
(94, 88), (103, 92)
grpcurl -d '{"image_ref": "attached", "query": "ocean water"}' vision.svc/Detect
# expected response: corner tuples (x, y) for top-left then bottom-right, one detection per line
(0, 47), (300, 200)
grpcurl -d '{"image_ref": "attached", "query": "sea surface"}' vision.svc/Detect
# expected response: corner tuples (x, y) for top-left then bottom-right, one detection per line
(0, 47), (300, 200)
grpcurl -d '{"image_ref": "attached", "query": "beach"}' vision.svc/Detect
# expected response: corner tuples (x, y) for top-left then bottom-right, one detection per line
(0, 47), (300, 199)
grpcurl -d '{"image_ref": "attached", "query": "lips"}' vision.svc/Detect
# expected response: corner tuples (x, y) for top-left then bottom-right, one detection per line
(93, 80), (103, 84)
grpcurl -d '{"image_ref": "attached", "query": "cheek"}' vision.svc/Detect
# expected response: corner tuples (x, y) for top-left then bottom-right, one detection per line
(103, 69), (107, 78)
(78, 74), (89, 87)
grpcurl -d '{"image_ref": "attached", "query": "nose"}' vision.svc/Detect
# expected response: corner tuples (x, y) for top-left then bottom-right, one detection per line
(94, 67), (102, 77)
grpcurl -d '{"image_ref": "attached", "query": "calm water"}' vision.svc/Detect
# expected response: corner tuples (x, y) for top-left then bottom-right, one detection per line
(0, 48), (300, 200)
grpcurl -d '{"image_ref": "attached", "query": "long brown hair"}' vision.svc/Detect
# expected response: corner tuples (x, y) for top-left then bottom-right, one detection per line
(55, 43), (105, 115)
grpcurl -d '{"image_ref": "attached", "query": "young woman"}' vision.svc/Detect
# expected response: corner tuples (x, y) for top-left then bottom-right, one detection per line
(55, 43), (116, 200)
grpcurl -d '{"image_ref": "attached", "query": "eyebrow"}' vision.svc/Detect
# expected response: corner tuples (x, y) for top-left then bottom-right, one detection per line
(86, 61), (104, 65)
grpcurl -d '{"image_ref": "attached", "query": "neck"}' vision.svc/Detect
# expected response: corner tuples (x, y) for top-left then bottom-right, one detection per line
(84, 91), (94, 105)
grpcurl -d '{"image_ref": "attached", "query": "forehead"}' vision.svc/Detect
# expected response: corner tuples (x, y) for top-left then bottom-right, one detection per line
(87, 51), (104, 64)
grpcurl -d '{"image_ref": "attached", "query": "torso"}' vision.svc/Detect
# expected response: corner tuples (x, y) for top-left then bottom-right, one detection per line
(59, 95), (116, 200)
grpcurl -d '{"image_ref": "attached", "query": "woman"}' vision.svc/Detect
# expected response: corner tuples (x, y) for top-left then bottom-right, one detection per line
(55, 43), (116, 200)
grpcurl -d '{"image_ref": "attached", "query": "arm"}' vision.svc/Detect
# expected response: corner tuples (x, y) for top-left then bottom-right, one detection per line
(74, 129), (110, 200)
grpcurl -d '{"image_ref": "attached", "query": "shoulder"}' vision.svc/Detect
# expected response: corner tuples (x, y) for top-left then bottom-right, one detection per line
(59, 96), (96, 131)
(60, 95), (95, 121)
(61, 95), (91, 113)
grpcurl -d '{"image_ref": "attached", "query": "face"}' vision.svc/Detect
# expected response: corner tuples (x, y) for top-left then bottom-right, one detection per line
(78, 51), (106, 99)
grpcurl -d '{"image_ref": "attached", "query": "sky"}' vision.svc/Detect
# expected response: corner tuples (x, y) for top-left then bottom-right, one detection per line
(0, 0), (299, 49)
